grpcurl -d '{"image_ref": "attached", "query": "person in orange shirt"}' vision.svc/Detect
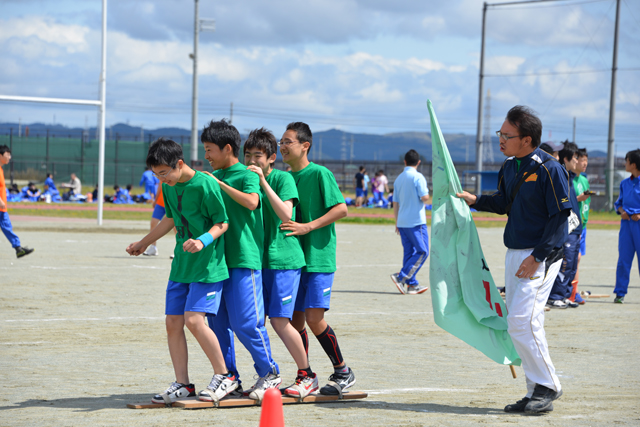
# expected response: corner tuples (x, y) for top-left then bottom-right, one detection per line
(0, 145), (34, 258)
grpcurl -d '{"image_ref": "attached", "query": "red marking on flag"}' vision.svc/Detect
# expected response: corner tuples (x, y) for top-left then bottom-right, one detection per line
(483, 280), (492, 310)
(495, 303), (503, 317)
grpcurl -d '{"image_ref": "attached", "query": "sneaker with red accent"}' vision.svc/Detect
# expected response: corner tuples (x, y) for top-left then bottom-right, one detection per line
(151, 381), (195, 404)
(283, 370), (319, 399)
(390, 273), (406, 294)
(198, 373), (239, 402)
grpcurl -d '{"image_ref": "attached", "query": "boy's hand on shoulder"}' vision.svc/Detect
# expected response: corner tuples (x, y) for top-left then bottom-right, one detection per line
(202, 171), (220, 183)
(246, 165), (265, 181)
(280, 220), (312, 236)
(126, 241), (145, 256)
(183, 238), (204, 253)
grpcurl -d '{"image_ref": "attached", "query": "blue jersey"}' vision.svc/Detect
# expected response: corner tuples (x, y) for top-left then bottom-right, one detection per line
(140, 170), (159, 195)
(614, 175), (640, 215)
(474, 148), (572, 259)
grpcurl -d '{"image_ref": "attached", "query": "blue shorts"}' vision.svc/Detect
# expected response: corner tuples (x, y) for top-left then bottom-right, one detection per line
(263, 269), (301, 319)
(152, 204), (166, 220)
(355, 188), (365, 198)
(165, 280), (223, 315)
(580, 227), (587, 256)
(294, 272), (334, 312)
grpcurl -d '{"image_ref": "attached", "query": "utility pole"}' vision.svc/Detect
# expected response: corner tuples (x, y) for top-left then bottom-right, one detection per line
(475, 2), (488, 194)
(606, 0), (620, 210)
(230, 102), (233, 124)
(189, 0), (215, 167)
(572, 117), (576, 143)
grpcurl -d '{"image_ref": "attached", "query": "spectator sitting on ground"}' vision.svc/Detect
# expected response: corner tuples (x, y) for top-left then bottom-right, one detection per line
(44, 173), (57, 192)
(41, 184), (61, 203)
(61, 173), (82, 201)
(113, 184), (135, 204)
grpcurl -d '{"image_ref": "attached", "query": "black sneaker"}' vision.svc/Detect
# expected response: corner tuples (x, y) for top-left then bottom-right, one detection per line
(319, 367), (356, 395)
(524, 384), (562, 413)
(614, 295), (625, 304)
(15, 246), (34, 258)
(504, 397), (530, 413)
(563, 298), (579, 308)
(151, 381), (196, 404)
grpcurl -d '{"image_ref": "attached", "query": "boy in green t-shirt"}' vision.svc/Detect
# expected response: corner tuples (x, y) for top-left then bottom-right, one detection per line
(126, 138), (238, 404)
(201, 120), (280, 402)
(572, 148), (591, 304)
(279, 122), (355, 396)
(243, 128), (318, 398)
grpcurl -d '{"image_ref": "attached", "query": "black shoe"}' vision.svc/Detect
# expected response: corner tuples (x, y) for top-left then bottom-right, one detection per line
(319, 367), (356, 395)
(504, 397), (530, 413)
(524, 384), (562, 413)
(614, 295), (625, 304)
(15, 246), (34, 258)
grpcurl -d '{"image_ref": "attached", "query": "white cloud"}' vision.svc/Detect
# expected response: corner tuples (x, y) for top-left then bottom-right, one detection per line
(0, 16), (89, 53)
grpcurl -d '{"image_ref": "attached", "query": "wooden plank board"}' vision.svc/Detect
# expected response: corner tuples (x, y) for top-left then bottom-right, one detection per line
(127, 391), (367, 410)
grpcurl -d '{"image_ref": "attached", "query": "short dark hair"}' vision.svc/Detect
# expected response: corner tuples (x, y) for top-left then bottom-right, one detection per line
(244, 128), (277, 160)
(359, 166), (365, 172)
(0, 145), (10, 155)
(539, 143), (554, 155)
(506, 105), (542, 148)
(625, 149), (640, 170)
(404, 149), (420, 166)
(558, 141), (578, 165)
(577, 148), (588, 158)
(46, 173), (53, 178)
(201, 119), (241, 157)
(286, 122), (313, 148)
(146, 137), (184, 169)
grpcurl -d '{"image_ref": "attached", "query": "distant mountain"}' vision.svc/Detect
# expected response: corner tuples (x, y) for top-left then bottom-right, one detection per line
(1, 121), (603, 163)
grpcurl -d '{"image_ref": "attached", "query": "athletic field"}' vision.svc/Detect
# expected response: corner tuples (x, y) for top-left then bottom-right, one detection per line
(1, 217), (638, 426)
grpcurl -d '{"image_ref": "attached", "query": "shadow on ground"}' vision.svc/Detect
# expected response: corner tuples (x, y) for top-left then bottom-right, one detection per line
(0, 394), (153, 412)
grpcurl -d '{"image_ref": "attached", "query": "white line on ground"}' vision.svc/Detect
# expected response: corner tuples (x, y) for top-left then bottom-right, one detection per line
(1, 341), (50, 345)
(362, 387), (477, 394)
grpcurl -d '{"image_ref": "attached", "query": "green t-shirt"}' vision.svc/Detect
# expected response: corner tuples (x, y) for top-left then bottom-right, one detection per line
(163, 171), (229, 284)
(290, 162), (345, 273)
(262, 169), (306, 270)
(213, 162), (263, 270)
(573, 173), (590, 225)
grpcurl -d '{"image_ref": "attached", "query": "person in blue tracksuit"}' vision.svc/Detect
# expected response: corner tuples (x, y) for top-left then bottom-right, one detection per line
(140, 167), (159, 200)
(390, 149), (430, 295)
(613, 149), (640, 304)
(547, 142), (583, 309)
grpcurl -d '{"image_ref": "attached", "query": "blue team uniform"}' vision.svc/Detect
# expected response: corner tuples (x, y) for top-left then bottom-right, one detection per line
(548, 170), (583, 301)
(140, 170), (159, 197)
(614, 175), (640, 297)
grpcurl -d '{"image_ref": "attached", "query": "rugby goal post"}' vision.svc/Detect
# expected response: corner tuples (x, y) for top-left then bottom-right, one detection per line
(0, 0), (108, 226)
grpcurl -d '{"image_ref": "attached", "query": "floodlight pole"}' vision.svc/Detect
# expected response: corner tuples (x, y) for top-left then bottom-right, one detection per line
(190, 0), (200, 165)
(475, 2), (488, 195)
(606, 0), (620, 211)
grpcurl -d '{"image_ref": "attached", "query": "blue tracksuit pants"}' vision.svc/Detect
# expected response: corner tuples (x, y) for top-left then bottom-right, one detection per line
(549, 233), (581, 301)
(207, 268), (278, 381)
(0, 211), (20, 248)
(614, 219), (640, 297)
(398, 224), (429, 286)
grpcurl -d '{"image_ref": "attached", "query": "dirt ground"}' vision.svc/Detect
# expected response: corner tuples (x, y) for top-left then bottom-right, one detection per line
(0, 217), (638, 426)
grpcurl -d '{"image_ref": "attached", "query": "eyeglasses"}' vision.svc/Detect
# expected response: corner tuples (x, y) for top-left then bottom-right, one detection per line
(278, 139), (300, 147)
(496, 131), (521, 142)
(153, 168), (174, 178)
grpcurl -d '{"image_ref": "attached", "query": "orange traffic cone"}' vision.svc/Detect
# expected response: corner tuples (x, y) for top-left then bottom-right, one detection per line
(259, 388), (284, 427)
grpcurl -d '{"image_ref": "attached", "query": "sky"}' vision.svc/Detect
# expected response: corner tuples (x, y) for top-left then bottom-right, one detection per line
(0, 0), (639, 154)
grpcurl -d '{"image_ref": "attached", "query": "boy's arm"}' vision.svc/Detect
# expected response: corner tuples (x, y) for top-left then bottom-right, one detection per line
(280, 203), (347, 236)
(393, 201), (400, 234)
(183, 222), (228, 253)
(247, 165), (293, 222)
(126, 216), (175, 255)
(202, 171), (259, 210)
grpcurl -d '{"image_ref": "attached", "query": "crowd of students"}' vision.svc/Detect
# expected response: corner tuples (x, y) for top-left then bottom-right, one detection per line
(126, 120), (355, 405)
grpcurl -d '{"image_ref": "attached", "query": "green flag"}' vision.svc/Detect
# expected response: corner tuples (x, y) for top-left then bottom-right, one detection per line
(427, 99), (521, 366)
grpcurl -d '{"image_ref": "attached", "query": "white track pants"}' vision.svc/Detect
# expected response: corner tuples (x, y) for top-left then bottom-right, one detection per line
(505, 249), (562, 396)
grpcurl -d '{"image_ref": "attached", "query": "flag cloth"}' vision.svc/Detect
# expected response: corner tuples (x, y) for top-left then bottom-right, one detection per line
(427, 99), (521, 366)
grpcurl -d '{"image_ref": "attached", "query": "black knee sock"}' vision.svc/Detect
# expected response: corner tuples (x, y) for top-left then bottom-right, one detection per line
(315, 324), (344, 367)
(299, 328), (309, 356)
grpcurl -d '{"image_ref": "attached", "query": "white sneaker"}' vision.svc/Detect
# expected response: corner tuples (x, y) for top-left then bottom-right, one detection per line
(247, 373), (282, 401)
(151, 381), (195, 404)
(198, 373), (238, 402)
(284, 371), (319, 398)
(143, 245), (158, 256)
